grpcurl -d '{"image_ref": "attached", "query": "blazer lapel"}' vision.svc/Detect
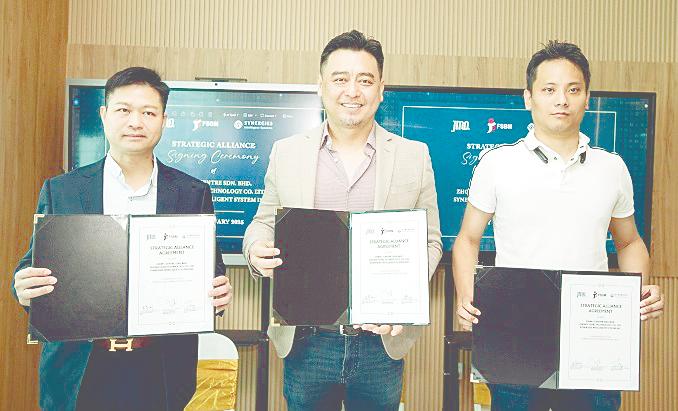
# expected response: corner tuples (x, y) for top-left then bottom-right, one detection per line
(374, 125), (395, 210)
(156, 161), (179, 214)
(78, 160), (105, 214)
(299, 124), (324, 208)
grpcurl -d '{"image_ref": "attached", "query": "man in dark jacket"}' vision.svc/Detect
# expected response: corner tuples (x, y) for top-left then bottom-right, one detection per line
(11, 66), (233, 411)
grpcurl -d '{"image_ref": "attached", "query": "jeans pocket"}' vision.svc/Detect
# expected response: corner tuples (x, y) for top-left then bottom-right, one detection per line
(488, 384), (531, 411)
(592, 390), (621, 411)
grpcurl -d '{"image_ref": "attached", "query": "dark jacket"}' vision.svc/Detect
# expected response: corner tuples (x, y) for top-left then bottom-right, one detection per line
(11, 158), (225, 411)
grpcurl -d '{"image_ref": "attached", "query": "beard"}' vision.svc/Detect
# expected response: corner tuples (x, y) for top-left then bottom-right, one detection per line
(337, 114), (366, 129)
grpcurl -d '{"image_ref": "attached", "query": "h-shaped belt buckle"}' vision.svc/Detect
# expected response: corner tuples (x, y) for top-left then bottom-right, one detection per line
(108, 338), (134, 352)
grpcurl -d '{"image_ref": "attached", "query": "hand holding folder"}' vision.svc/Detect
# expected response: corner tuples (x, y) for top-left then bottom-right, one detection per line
(13, 267), (57, 307)
(247, 240), (282, 277)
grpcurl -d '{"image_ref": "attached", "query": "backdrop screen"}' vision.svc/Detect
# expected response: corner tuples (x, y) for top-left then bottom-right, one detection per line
(67, 82), (654, 255)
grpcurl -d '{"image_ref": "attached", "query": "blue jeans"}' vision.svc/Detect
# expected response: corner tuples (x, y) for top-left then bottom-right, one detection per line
(283, 330), (404, 411)
(488, 384), (621, 411)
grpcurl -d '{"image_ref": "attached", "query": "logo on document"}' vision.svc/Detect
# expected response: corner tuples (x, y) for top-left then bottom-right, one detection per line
(451, 120), (470, 133)
(192, 119), (219, 131)
(163, 232), (178, 241)
(486, 118), (513, 133)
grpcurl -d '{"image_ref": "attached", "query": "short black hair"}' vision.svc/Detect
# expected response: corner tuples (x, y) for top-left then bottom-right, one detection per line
(104, 67), (170, 112)
(526, 41), (591, 91)
(320, 30), (384, 77)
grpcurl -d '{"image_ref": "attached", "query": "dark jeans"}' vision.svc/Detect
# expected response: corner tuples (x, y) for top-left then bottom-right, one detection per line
(76, 345), (169, 411)
(488, 384), (621, 411)
(283, 330), (404, 411)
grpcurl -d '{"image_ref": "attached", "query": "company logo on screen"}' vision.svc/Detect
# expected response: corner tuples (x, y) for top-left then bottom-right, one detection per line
(451, 120), (470, 133)
(233, 120), (244, 130)
(240, 120), (274, 130)
(245, 120), (273, 126)
(192, 119), (219, 131)
(486, 118), (513, 133)
(165, 118), (176, 129)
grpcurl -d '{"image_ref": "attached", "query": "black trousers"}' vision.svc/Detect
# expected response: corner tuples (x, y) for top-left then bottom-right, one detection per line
(75, 345), (169, 411)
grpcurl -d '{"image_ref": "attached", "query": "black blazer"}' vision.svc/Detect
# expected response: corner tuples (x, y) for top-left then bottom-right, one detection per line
(12, 158), (225, 411)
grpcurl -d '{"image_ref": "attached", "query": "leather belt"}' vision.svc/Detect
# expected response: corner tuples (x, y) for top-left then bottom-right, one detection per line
(93, 337), (154, 352)
(297, 325), (370, 337)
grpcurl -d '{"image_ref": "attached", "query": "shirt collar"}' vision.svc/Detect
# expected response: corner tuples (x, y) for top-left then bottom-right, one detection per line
(320, 121), (377, 152)
(523, 128), (590, 159)
(104, 153), (158, 191)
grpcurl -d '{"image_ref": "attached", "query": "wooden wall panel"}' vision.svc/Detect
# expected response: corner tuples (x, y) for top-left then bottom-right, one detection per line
(403, 267), (446, 410)
(622, 276), (678, 410)
(68, 0), (678, 63)
(268, 341), (286, 410)
(66, 45), (319, 85)
(215, 267), (262, 330)
(235, 346), (258, 411)
(0, 0), (69, 410)
(645, 64), (678, 280)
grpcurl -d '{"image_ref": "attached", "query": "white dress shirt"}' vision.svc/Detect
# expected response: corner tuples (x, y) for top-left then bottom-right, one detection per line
(102, 154), (158, 215)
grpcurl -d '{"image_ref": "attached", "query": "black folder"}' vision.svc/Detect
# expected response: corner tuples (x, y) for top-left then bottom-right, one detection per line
(28, 214), (216, 342)
(272, 208), (350, 326)
(472, 267), (560, 387)
(29, 215), (129, 342)
(471, 266), (641, 390)
(272, 207), (430, 327)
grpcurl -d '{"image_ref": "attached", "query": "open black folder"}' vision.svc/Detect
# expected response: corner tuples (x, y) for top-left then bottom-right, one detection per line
(30, 215), (128, 341)
(471, 266), (641, 391)
(273, 208), (350, 326)
(272, 207), (430, 327)
(29, 214), (216, 342)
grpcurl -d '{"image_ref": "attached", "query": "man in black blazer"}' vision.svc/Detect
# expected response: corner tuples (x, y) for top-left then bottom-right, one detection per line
(11, 67), (233, 411)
